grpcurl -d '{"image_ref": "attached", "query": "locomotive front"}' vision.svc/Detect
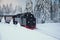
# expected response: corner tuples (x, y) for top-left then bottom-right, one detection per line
(20, 12), (36, 29)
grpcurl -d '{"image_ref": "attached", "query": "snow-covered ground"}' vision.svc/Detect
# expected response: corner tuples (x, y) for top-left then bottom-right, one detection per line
(36, 23), (60, 40)
(0, 18), (60, 40)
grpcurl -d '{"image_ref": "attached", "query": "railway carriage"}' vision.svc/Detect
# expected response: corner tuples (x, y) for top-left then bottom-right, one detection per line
(4, 16), (12, 23)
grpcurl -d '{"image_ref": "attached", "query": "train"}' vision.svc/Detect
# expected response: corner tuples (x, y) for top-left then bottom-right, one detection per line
(0, 12), (36, 29)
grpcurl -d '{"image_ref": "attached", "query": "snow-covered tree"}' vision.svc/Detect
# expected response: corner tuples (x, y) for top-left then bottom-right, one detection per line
(58, 0), (60, 22)
(0, 5), (3, 21)
(17, 6), (22, 13)
(52, 0), (60, 22)
(34, 0), (44, 23)
(2, 4), (14, 15)
(0, 5), (3, 15)
(2, 4), (6, 14)
(34, 0), (53, 23)
(14, 5), (22, 15)
(5, 4), (11, 14)
(25, 0), (33, 13)
(43, 0), (52, 22)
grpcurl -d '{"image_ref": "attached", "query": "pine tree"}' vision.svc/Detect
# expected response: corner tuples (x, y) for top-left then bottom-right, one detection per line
(34, 0), (53, 23)
(52, 0), (59, 22)
(34, 0), (44, 23)
(0, 5), (3, 15)
(0, 5), (3, 21)
(14, 5), (22, 15)
(25, 0), (33, 13)
(43, 0), (52, 22)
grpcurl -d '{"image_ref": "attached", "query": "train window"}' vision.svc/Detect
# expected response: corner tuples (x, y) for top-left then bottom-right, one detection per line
(30, 19), (32, 20)
(33, 21), (35, 23)
(27, 14), (28, 17)
(23, 18), (26, 25)
(31, 15), (32, 17)
(15, 18), (18, 21)
(28, 21), (30, 24)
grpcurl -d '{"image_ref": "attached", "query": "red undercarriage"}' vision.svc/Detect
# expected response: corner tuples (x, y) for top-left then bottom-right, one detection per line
(21, 25), (36, 30)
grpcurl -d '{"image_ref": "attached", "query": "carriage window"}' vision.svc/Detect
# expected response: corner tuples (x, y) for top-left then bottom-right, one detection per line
(31, 15), (32, 17)
(28, 21), (30, 23)
(27, 14), (28, 16)
(30, 19), (32, 20)
(23, 18), (26, 25)
(33, 21), (35, 23)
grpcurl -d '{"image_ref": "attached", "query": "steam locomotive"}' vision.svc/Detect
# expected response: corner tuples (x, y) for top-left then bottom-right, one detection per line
(12, 12), (36, 29)
(0, 12), (36, 29)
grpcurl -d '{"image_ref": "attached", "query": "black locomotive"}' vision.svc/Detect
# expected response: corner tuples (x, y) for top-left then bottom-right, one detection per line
(0, 12), (36, 30)
(13, 12), (36, 29)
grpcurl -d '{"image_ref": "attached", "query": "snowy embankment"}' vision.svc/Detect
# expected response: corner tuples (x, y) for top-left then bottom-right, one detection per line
(37, 23), (60, 40)
(0, 22), (58, 40)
